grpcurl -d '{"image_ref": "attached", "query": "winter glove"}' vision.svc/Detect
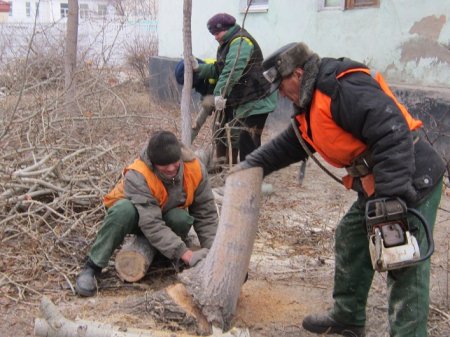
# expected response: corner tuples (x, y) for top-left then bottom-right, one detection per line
(190, 56), (199, 71)
(214, 95), (227, 111)
(188, 248), (209, 267)
(201, 95), (215, 115)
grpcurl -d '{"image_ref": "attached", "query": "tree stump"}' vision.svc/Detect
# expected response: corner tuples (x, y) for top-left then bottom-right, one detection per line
(115, 235), (157, 282)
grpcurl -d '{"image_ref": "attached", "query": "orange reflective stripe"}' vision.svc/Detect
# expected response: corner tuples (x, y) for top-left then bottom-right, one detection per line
(103, 179), (125, 208)
(370, 71), (422, 131)
(338, 68), (423, 131)
(103, 159), (203, 209)
(296, 91), (367, 168)
(182, 159), (203, 207)
(336, 67), (370, 79)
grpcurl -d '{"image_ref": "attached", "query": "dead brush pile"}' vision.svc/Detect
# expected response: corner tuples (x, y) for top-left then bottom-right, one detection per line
(0, 68), (181, 305)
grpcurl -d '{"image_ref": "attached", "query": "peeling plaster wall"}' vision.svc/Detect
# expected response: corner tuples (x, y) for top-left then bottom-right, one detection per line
(158, 0), (450, 88)
(155, 1), (450, 165)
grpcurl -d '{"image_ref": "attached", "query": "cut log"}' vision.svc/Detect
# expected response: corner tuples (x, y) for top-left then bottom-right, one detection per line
(115, 235), (156, 282)
(179, 167), (263, 330)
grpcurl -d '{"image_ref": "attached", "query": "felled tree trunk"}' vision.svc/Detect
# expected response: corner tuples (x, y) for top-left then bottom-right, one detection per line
(34, 296), (193, 337)
(115, 235), (157, 282)
(121, 167), (263, 333)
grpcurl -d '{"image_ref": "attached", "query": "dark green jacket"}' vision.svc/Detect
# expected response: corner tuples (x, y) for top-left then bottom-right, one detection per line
(198, 25), (271, 108)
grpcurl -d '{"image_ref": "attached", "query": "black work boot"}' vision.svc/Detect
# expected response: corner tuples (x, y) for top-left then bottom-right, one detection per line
(75, 258), (102, 297)
(302, 313), (365, 337)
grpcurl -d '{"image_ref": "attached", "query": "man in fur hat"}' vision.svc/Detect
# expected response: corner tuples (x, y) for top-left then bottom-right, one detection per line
(233, 42), (446, 336)
(75, 131), (218, 297)
(191, 13), (277, 164)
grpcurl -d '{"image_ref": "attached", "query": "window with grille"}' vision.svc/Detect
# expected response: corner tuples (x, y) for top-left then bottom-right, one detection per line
(97, 4), (107, 16)
(26, 2), (30, 17)
(60, 3), (68, 18)
(79, 3), (89, 19)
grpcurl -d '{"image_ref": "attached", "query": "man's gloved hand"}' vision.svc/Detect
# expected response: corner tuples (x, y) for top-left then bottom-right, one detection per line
(188, 248), (209, 267)
(201, 95), (215, 115)
(228, 160), (252, 175)
(190, 56), (199, 71)
(214, 95), (227, 111)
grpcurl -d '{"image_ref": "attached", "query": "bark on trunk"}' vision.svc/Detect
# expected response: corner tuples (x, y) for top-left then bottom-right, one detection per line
(180, 0), (193, 145)
(34, 296), (194, 337)
(123, 283), (212, 335)
(115, 235), (157, 282)
(179, 167), (263, 330)
(64, 0), (78, 114)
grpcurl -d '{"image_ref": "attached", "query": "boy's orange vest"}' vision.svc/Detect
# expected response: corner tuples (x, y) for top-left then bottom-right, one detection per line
(103, 158), (202, 209)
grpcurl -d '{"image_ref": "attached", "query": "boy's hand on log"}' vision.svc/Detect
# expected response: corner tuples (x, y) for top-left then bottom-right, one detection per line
(189, 248), (209, 266)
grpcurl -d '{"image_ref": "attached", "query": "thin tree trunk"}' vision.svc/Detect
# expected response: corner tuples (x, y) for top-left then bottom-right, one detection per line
(180, 0), (193, 145)
(64, 0), (78, 113)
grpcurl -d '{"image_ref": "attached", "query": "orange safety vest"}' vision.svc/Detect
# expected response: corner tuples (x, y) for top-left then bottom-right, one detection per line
(295, 68), (422, 195)
(103, 158), (203, 209)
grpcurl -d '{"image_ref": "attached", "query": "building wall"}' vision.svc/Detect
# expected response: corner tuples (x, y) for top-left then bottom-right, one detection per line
(157, 0), (450, 88)
(6, 0), (114, 23)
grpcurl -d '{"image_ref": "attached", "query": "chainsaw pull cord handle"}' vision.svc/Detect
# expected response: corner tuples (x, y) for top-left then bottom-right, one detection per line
(407, 207), (435, 262)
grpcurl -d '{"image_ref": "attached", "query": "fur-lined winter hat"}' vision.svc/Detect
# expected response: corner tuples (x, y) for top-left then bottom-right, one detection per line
(207, 13), (236, 35)
(262, 42), (315, 92)
(147, 131), (181, 166)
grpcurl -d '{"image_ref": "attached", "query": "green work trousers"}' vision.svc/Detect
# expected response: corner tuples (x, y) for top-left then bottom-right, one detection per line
(330, 180), (443, 337)
(88, 199), (194, 268)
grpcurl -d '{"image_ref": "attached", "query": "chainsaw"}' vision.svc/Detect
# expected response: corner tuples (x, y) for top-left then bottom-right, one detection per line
(365, 198), (434, 272)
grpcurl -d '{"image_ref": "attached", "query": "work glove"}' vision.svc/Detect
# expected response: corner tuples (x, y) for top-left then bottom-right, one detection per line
(201, 95), (215, 115)
(189, 56), (199, 71)
(188, 248), (209, 267)
(214, 95), (227, 111)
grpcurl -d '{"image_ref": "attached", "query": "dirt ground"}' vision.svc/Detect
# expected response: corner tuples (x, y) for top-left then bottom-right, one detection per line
(1, 118), (450, 337)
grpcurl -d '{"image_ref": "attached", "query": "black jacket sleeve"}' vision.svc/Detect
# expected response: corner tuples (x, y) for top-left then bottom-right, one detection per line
(244, 122), (309, 176)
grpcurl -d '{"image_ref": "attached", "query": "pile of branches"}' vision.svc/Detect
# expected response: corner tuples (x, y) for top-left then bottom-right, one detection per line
(0, 64), (183, 305)
(0, 140), (128, 301)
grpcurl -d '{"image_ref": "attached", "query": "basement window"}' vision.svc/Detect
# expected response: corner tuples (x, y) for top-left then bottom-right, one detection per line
(240, 0), (269, 13)
(318, 0), (379, 11)
(346, 0), (380, 9)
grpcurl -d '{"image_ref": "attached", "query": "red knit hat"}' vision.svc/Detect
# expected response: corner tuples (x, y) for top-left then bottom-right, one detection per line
(207, 13), (236, 35)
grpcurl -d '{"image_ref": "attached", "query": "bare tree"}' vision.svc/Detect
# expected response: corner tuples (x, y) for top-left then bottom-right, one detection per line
(64, 0), (79, 112)
(180, 0), (193, 145)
